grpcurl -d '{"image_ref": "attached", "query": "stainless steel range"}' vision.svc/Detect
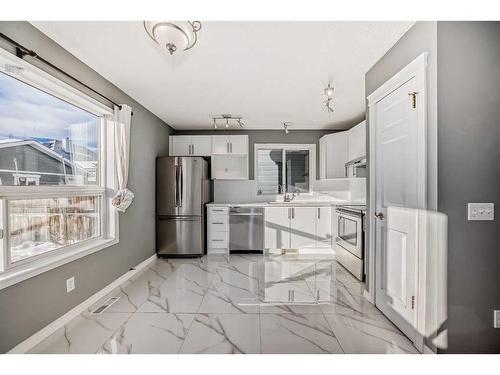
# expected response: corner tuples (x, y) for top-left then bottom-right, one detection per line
(335, 205), (366, 281)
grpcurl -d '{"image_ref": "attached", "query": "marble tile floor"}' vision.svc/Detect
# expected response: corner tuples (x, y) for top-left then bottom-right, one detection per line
(29, 254), (418, 354)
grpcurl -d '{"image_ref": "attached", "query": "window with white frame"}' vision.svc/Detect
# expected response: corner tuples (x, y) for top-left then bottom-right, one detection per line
(254, 144), (315, 195)
(0, 48), (118, 283)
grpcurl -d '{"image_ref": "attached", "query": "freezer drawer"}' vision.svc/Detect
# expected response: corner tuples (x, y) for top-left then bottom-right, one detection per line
(157, 216), (203, 256)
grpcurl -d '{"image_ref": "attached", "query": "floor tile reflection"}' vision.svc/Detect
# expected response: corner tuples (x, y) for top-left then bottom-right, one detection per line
(29, 254), (417, 354)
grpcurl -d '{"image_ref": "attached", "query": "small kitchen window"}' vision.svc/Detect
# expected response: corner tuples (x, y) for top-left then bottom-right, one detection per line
(254, 144), (315, 195)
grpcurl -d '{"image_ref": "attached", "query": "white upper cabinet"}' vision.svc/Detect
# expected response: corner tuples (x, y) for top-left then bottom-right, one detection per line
(229, 135), (248, 155)
(211, 135), (229, 154)
(347, 120), (366, 161)
(319, 120), (366, 179)
(212, 135), (248, 155)
(319, 131), (348, 179)
(191, 135), (212, 156)
(169, 135), (212, 156)
(170, 135), (191, 156)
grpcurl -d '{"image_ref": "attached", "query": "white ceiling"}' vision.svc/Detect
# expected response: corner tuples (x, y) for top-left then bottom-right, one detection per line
(32, 21), (414, 130)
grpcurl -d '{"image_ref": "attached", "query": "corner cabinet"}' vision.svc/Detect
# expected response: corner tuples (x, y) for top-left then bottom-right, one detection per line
(319, 120), (366, 179)
(319, 132), (348, 179)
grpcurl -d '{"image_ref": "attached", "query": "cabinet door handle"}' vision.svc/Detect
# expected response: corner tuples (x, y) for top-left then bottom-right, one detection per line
(230, 142), (233, 153)
(318, 208), (321, 219)
(292, 208), (295, 219)
(212, 222), (224, 225)
(211, 239), (225, 242)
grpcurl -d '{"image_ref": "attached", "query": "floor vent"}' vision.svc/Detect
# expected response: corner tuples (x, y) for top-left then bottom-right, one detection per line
(91, 297), (120, 315)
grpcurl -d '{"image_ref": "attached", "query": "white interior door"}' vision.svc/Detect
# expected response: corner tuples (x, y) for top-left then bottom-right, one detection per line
(373, 75), (425, 343)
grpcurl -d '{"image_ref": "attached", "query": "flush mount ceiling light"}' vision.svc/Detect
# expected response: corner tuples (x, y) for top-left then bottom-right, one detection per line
(283, 122), (292, 134)
(212, 114), (245, 129)
(144, 21), (202, 55)
(323, 83), (334, 113)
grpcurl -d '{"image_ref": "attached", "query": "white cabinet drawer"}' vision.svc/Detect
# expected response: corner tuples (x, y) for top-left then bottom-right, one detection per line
(208, 214), (228, 225)
(208, 232), (228, 248)
(208, 222), (228, 232)
(208, 206), (229, 215)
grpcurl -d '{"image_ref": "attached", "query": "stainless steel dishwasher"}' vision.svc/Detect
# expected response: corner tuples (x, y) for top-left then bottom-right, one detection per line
(229, 207), (264, 253)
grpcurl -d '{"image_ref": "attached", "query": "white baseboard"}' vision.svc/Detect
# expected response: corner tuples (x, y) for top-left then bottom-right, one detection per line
(7, 254), (157, 354)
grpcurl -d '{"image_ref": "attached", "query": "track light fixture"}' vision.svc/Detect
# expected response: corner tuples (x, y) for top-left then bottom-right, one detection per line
(323, 83), (334, 113)
(283, 122), (292, 134)
(212, 114), (245, 129)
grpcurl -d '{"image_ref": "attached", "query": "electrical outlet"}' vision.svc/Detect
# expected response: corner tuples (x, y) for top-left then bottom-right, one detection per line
(467, 203), (494, 221)
(495, 311), (500, 328)
(66, 277), (75, 293)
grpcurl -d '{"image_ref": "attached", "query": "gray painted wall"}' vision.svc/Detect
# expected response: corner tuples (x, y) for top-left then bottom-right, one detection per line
(0, 22), (173, 352)
(174, 129), (360, 179)
(437, 21), (500, 353)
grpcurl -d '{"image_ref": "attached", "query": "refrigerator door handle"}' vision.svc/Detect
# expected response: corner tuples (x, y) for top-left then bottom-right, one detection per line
(179, 164), (183, 207)
(175, 165), (180, 207)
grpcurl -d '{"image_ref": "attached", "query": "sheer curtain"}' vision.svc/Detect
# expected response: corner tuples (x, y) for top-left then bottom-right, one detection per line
(111, 104), (134, 212)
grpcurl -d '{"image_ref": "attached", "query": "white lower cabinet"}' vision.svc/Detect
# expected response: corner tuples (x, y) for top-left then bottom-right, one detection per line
(264, 206), (332, 251)
(290, 207), (316, 249)
(207, 206), (229, 254)
(315, 206), (332, 248)
(264, 207), (290, 250)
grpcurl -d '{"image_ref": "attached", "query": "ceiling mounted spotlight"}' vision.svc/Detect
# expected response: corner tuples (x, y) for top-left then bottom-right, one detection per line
(211, 114), (245, 129)
(144, 21), (202, 55)
(283, 122), (292, 135)
(323, 83), (334, 113)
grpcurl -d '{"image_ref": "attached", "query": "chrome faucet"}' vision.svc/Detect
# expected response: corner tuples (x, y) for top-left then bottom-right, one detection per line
(284, 192), (296, 202)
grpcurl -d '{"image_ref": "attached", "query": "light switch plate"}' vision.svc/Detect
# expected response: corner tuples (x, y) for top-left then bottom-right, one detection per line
(467, 203), (494, 221)
(494, 310), (500, 328)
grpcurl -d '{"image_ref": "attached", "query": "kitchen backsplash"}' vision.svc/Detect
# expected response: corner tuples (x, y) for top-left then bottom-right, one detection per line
(213, 179), (364, 204)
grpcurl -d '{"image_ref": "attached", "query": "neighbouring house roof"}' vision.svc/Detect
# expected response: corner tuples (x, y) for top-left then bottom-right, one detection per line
(0, 139), (88, 175)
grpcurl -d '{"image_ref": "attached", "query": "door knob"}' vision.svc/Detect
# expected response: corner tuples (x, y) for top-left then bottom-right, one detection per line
(374, 212), (384, 220)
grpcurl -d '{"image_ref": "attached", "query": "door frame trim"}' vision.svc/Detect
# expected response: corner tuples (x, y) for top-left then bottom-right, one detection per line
(366, 52), (428, 351)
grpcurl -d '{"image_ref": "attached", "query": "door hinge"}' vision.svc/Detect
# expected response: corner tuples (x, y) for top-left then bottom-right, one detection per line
(408, 92), (418, 109)
(411, 295), (415, 309)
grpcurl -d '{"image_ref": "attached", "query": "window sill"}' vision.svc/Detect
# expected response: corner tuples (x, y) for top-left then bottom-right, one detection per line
(0, 237), (118, 291)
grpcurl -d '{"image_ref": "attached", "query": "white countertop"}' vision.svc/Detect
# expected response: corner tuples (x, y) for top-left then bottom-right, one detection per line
(207, 200), (366, 208)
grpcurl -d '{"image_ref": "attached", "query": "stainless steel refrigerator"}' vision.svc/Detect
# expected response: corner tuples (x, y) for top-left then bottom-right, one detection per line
(156, 157), (209, 257)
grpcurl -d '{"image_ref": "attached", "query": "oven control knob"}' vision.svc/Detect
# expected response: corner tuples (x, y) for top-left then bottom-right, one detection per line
(374, 212), (384, 220)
